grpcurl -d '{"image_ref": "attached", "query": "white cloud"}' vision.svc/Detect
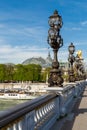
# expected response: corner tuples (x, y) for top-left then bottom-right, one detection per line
(81, 21), (87, 26)
(0, 44), (48, 64)
(0, 42), (86, 65)
(0, 23), (47, 48)
(64, 27), (81, 31)
(71, 27), (81, 31)
(0, 42), (69, 64)
(0, 23), (48, 64)
(0, 24), (5, 28)
(59, 50), (68, 62)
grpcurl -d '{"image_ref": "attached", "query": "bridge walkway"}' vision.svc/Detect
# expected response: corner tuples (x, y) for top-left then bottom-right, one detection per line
(50, 86), (87, 130)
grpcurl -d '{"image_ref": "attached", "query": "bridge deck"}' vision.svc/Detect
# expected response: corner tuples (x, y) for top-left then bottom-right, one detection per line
(50, 86), (87, 130)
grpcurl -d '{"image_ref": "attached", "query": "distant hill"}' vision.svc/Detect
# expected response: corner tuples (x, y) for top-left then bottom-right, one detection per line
(22, 53), (52, 68)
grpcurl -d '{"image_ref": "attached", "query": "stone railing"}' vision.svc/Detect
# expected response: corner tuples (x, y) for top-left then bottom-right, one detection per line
(0, 81), (86, 130)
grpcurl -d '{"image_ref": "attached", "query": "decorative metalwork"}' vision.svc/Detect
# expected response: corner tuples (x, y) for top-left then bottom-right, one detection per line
(75, 54), (80, 81)
(47, 10), (64, 87)
(68, 43), (75, 82)
(75, 55), (86, 80)
(75, 50), (86, 80)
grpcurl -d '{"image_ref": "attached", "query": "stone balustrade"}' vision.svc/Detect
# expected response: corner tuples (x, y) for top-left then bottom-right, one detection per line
(0, 81), (86, 130)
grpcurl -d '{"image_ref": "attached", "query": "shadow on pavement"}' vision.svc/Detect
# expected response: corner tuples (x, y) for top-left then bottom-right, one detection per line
(61, 87), (87, 130)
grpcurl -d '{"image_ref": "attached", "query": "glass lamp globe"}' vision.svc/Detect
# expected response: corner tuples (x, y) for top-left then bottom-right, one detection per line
(68, 43), (75, 54)
(48, 28), (57, 39)
(48, 10), (63, 30)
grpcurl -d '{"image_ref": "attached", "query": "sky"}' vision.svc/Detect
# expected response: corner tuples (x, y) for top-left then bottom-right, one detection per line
(0, 0), (87, 64)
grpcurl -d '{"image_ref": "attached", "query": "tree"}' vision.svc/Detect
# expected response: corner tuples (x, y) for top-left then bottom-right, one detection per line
(4, 64), (14, 81)
(14, 64), (25, 81)
(0, 63), (42, 82)
(24, 64), (42, 82)
(0, 64), (6, 82)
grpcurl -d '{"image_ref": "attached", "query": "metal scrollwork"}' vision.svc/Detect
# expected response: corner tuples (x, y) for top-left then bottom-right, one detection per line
(47, 10), (64, 87)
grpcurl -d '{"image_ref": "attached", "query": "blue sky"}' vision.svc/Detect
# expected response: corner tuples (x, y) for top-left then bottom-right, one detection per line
(0, 0), (87, 64)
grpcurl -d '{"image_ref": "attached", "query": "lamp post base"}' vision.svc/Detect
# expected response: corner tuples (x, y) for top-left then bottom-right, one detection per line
(48, 69), (64, 87)
(68, 69), (75, 82)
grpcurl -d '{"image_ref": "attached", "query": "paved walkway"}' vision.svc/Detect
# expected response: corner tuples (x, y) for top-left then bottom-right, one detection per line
(50, 86), (87, 130)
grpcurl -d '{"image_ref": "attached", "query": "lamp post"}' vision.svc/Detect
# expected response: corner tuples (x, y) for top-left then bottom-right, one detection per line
(47, 10), (64, 87)
(68, 43), (75, 82)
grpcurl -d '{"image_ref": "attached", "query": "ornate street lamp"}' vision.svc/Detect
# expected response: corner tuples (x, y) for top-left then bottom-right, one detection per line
(47, 10), (64, 87)
(68, 43), (75, 82)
